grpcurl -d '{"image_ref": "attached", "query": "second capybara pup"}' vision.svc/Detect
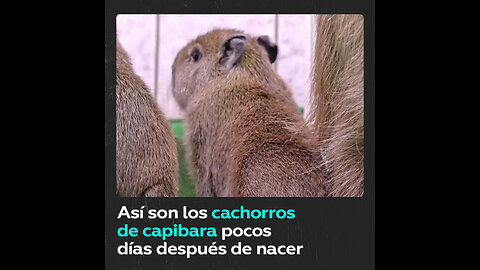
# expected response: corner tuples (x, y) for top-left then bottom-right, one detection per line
(172, 29), (327, 197)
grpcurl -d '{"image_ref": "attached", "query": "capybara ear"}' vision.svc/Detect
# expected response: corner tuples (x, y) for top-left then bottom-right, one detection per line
(219, 34), (247, 69)
(257, 35), (278, 64)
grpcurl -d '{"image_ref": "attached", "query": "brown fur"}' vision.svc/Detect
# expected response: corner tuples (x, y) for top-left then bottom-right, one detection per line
(172, 29), (326, 197)
(309, 15), (364, 197)
(116, 39), (178, 197)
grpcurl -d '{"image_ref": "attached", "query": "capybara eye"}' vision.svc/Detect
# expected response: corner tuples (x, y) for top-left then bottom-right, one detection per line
(190, 48), (201, 62)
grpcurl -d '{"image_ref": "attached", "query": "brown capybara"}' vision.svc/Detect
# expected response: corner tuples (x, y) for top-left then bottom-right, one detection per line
(172, 29), (327, 197)
(116, 39), (178, 197)
(309, 15), (364, 197)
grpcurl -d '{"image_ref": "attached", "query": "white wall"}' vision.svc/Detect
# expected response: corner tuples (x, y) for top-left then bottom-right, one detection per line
(116, 14), (314, 120)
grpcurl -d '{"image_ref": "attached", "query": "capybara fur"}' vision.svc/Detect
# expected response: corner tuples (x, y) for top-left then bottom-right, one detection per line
(116, 39), (178, 197)
(308, 15), (364, 197)
(172, 29), (327, 197)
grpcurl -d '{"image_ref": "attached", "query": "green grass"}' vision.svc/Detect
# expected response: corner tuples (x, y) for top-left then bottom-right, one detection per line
(175, 137), (196, 197)
(169, 107), (304, 197)
(170, 120), (196, 197)
(170, 120), (185, 138)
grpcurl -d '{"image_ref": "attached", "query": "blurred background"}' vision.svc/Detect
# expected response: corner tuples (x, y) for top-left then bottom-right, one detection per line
(116, 14), (316, 196)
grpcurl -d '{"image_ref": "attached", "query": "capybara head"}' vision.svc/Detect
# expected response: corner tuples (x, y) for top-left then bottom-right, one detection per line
(171, 29), (278, 109)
